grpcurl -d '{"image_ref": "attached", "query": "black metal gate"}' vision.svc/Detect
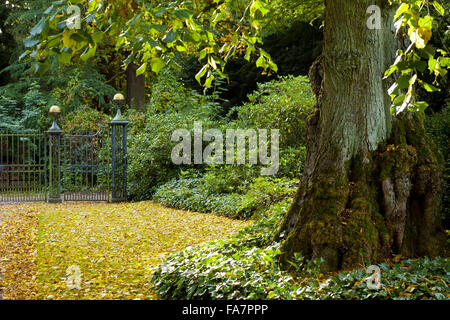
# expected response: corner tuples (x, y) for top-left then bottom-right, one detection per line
(61, 127), (110, 201)
(0, 132), (47, 202)
(0, 104), (128, 203)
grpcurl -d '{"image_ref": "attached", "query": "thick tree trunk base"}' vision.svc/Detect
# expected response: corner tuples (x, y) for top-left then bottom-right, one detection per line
(278, 111), (448, 271)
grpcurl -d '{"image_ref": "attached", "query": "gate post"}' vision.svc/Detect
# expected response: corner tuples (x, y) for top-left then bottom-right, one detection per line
(110, 93), (129, 202)
(47, 106), (62, 203)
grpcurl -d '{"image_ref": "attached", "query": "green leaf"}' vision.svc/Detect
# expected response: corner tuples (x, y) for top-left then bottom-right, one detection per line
(428, 58), (437, 73)
(163, 30), (177, 43)
(24, 37), (39, 48)
(80, 45), (96, 62)
(57, 48), (72, 64)
(18, 51), (30, 62)
(204, 74), (214, 88)
(195, 65), (208, 84)
(30, 18), (49, 36)
(410, 101), (429, 112)
(174, 9), (193, 20)
(268, 61), (278, 73)
(92, 32), (105, 44)
(433, 2), (445, 16)
(397, 74), (412, 89)
(440, 57), (450, 67)
(421, 82), (440, 92)
(136, 62), (147, 76)
(209, 56), (217, 70)
(394, 3), (409, 20)
(150, 57), (165, 74)
(393, 94), (406, 106)
(388, 82), (398, 96)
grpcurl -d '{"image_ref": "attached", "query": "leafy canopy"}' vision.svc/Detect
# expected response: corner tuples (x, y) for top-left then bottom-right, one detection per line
(386, 0), (448, 114)
(21, 0), (448, 113)
(20, 0), (277, 87)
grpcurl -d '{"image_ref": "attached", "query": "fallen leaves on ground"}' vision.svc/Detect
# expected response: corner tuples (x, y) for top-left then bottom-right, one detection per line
(0, 204), (39, 299)
(0, 201), (251, 300)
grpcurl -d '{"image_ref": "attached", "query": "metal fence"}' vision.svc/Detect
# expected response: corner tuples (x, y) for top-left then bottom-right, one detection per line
(61, 127), (110, 201)
(0, 132), (47, 202)
(0, 105), (128, 203)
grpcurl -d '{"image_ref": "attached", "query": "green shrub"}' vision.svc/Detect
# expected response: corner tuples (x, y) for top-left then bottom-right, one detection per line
(425, 101), (450, 227)
(202, 164), (259, 195)
(149, 67), (224, 120)
(127, 66), (229, 200)
(278, 146), (307, 178)
(62, 106), (110, 133)
(0, 82), (52, 132)
(230, 75), (315, 149)
(127, 111), (197, 200)
(153, 177), (298, 219)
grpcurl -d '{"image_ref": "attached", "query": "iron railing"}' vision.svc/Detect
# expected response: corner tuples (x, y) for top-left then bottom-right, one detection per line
(0, 132), (47, 202)
(0, 110), (128, 202)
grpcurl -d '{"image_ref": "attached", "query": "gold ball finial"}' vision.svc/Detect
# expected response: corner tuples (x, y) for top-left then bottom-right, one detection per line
(49, 105), (61, 114)
(113, 93), (125, 102)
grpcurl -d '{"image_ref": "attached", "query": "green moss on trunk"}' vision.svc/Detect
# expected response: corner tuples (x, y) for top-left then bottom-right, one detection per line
(279, 113), (447, 272)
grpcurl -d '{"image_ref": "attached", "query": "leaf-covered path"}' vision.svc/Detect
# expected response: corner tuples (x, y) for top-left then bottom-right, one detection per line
(0, 202), (251, 300)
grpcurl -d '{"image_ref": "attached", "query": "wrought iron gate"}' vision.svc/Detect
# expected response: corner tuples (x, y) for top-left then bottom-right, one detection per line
(0, 105), (128, 203)
(0, 132), (47, 202)
(61, 127), (110, 201)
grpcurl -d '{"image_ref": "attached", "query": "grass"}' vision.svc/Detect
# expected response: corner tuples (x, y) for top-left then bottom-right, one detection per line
(0, 202), (251, 300)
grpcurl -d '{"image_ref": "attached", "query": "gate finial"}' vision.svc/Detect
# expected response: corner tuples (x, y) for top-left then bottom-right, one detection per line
(48, 105), (62, 132)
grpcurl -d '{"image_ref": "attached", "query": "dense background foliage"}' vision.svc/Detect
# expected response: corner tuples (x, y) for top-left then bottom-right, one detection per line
(0, 0), (448, 301)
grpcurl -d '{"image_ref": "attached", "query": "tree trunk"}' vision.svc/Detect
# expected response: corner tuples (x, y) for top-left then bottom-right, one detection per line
(278, 0), (447, 271)
(126, 63), (146, 111)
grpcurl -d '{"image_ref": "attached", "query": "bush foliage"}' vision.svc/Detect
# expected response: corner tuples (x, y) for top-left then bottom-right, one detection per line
(426, 101), (450, 227)
(128, 74), (312, 203)
(154, 177), (298, 219)
(152, 199), (450, 300)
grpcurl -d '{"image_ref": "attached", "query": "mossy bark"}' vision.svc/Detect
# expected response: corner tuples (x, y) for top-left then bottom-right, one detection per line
(277, 0), (447, 271)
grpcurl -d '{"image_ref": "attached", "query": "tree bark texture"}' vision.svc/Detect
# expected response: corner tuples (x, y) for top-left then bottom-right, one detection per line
(126, 63), (146, 111)
(278, 0), (447, 271)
